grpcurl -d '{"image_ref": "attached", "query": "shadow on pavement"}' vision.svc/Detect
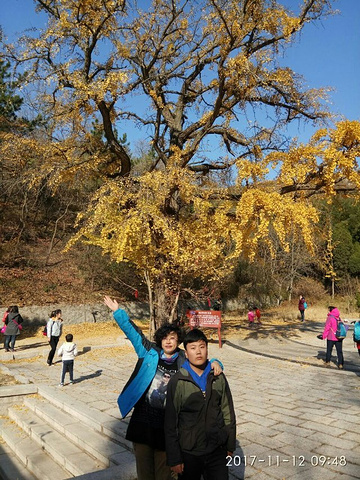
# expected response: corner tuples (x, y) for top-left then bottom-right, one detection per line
(75, 369), (103, 384)
(13, 342), (48, 351)
(226, 321), (326, 342)
(225, 340), (360, 374)
(228, 442), (245, 480)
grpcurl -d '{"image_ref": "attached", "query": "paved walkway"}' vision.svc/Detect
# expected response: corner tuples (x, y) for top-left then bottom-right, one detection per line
(1, 321), (360, 480)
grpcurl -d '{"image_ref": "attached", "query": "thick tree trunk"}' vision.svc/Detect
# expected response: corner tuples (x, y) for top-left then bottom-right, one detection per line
(144, 272), (180, 338)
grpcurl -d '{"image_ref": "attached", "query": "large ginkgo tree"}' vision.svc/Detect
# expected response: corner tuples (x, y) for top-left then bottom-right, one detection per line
(1, 0), (359, 332)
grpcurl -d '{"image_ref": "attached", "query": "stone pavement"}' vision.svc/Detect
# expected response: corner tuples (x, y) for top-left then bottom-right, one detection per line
(1, 321), (360, 480)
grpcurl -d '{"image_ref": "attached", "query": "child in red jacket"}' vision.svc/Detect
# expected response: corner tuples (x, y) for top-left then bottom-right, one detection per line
(255, 307), (262, 325)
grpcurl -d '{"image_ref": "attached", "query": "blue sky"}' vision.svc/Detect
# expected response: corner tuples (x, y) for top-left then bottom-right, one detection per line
(280, 0), (360, 141)
(1, 0), (360, 146)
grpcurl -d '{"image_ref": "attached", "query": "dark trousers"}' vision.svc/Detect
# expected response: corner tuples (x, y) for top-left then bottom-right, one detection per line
(4, 335), (17, 350)
(47, 336), (60, 365)
(299, 310), (305, 321)
(60, 360), (74, 384)
(326, 339), (344, 365)
(179, 448), (228, 480)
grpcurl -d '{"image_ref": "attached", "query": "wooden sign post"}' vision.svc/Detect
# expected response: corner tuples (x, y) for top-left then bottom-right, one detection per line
(188, 310), (222, 348)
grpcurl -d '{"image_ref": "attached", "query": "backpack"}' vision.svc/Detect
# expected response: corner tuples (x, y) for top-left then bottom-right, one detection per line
(303, 302), (308, 309)
(42, 325), (47, 336)
(353, 321), (360, 342)
(335, 318), (347, 340)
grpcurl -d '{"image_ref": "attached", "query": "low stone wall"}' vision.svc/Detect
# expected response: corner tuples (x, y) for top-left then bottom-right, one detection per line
(2, 298), (253, 327)
(3, 302), (150, 327)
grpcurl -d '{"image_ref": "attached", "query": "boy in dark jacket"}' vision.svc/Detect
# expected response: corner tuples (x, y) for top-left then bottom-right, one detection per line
(165, 329), (236, 480)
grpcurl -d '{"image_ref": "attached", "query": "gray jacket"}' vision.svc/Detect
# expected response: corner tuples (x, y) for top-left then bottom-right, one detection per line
(4, 313), (23, 336)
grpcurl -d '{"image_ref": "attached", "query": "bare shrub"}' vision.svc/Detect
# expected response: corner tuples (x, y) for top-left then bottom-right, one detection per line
(293, 278), (326, 302)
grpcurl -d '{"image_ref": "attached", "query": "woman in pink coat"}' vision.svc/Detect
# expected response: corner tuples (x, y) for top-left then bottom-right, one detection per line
(321, 306), (344, 369)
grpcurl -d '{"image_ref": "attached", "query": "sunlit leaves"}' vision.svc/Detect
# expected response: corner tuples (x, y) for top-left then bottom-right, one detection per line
(68, 162), (236, 286)
(270, 121), (360, 196)
(234, 189), (318, 258)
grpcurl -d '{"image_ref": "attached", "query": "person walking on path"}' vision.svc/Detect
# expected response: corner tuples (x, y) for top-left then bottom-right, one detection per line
(298, 295), (306, 321)
(319, 306), (344, 369)
(165, 328), (236, 480)
(3, 306), (23, 352)
(58, 333), (78, 386)
(103, 295), (223, 480)
(46, 309), (63, 366)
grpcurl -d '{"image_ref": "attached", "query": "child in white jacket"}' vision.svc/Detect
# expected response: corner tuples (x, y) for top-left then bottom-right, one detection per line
(58, 333), (78, 386)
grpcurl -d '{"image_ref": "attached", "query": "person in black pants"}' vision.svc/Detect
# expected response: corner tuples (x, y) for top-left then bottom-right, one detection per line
(165, 329), (236, 480)
(46, 309), (63, 366)
(319, 306), (344, 369)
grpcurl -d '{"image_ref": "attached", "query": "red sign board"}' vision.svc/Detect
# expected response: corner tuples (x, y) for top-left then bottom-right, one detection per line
(188, 310), (222, 347)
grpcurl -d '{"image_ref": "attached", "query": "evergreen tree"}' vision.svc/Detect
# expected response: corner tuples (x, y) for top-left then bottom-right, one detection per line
(332, 222), (353, 278)
(349, 243), (360, 276)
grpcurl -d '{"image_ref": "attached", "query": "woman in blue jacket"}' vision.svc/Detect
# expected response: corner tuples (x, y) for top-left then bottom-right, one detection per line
(104, 296), (222, 480)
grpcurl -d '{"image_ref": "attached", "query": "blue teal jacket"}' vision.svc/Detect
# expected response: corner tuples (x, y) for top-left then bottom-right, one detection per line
(113, 308), (186, 418)
(113, 309), (223, 418)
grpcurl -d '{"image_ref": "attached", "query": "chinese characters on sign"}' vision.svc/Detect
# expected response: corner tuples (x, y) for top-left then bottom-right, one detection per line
(188, 310), (222, 348)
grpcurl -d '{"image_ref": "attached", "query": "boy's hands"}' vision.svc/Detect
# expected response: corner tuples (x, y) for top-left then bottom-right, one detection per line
(170, 464), (184, 474)
(211, 360), (222, 376)
(104, 295), (119, 312)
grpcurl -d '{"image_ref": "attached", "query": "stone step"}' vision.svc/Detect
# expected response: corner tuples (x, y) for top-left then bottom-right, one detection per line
(0, 385), (137, 479)
(0, 444), (37, 480)
(37, 385), (133, 450)
(73, 465), (138, 480)
(0, 417), (71, 480)
(0, 384), (38, 415)
(7, 405), (106, 477)
(23, 396), (133, 468)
